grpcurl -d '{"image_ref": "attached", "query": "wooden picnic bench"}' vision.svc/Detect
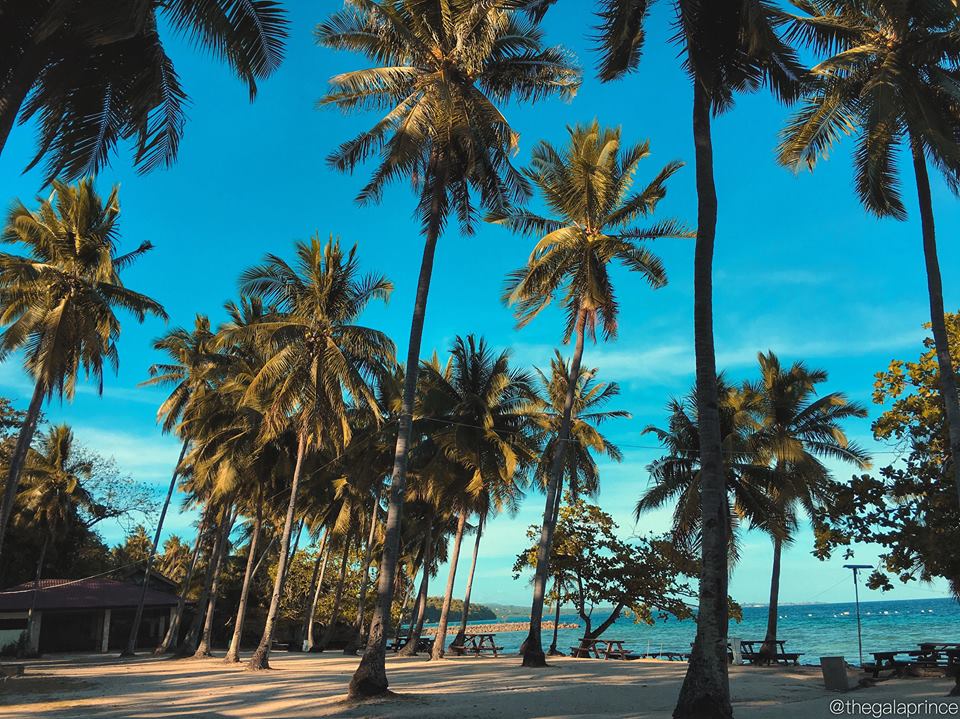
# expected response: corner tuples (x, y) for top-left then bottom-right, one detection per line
(570, 638), (632, 660)
(864, 643), (960, 678)
(738, 640), (803, 666)
(389, 634), (434, 653)
(449, 633), (502, 657)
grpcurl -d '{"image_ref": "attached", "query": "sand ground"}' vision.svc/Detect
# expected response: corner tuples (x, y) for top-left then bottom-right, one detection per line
(0, 652), (956, 719)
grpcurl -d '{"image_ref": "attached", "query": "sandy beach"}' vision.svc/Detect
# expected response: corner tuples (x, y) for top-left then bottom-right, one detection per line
(1, 652), (956, 719)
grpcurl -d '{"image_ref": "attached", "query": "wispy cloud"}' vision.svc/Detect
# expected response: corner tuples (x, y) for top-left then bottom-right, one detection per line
(69, 425), (180, 485)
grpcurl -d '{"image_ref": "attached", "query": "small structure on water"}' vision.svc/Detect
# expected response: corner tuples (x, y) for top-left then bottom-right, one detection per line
(0, 574), (181, 654)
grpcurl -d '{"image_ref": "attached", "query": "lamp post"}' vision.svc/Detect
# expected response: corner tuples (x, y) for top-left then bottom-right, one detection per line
(843, 564), (873, 667)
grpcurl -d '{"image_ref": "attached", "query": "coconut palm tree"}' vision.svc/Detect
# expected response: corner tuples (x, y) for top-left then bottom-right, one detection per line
(778, 0), (960, 510)
(0, 0), (288, 179)
(498, 121), (682, 666)
(123, 315), (223, 657)
(0, 178), (166, 573)
(748, 351), (870, 661)
(317, 1), (580, 695)
(227, 236), (394, 671)
(15, 424), (94, 644)
(637, 378), (780, 563)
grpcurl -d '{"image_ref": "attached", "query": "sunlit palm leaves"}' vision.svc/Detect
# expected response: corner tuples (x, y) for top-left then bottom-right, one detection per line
(318, 0), (581, 231)
(499, 121), (685, 342)
(778, 0), (960, 217)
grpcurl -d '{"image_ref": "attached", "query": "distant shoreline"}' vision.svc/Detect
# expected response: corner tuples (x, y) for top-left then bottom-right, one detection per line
(424, 621), (579, 635)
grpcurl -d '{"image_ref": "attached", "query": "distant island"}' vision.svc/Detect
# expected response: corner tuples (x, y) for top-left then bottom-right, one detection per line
(423, 598), (496, 623)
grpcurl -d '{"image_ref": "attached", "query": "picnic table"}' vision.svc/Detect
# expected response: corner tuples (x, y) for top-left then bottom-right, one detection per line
(449, 633), (502, 657)
(865, 643), (960, 678)
(389, 634), (434, 653)
(570, 638), (631, 660)
(738, 639), (803, 666)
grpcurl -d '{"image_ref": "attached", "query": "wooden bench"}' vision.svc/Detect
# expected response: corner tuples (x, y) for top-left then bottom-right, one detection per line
(570, 638), (631, 660)
(390, 635), (434, 653)
(739, 640), (803, 666)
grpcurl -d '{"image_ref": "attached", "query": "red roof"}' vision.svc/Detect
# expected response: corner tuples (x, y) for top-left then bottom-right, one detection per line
(0, 578), (181, 612)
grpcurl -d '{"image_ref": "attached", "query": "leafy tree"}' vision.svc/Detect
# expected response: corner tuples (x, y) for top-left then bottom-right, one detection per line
(156, 535), (192, 585)
(317, 0), (580, 696)
(0, 179), (166, 573)
(0, 0), (288, 180)
(500, 120), (681, 667)
(816, 315), (960, 597)
(779, 0), (960, 513)
(112, 525), (153, 568)
(514, 495), (697, 648)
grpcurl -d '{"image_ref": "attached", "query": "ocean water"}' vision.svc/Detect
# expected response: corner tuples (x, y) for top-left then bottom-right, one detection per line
(437, 597), (960, 665)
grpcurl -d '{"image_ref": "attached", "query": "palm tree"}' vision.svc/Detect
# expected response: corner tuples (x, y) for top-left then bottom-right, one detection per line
(123, 315), (222, 657)
(317, 1), (580, 696)
(15, 424), (94, 644)
(519, 3), (802, 710)
(0, 178), (166, 573)
(525, 353), (626, 655)
(748, 352), (870, 661)
(416, 335), (539, 659)
(778, 0), (960, 510)
(228, 236), (394, 671)
(0, 1), (288, 180)
(498, 121), (681, 666)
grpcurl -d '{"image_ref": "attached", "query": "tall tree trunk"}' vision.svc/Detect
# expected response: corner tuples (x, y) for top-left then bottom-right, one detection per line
(350, 159), (447, 698)
(179, 506), (226, 656)
(225, 497), (264, 663)
(156, 510), (208, 655)
(345, 492), (381, 655)
(548, 575), (563, 656)
(521, 310), (586, 668)
(759, 536), (783, 664)
(673, 78), (732, 719)
(431, 512), (467, 660)
(910, 134), (960, 508)
(304, 534), (331, 652)
(398, 521), (433, 657)
(393, 572), (415, 648)
(318, 532), (353, 651)
(246, 435), (307, 671)
(453, 519), (482, 647)
(0, 379), (45, 571)
(281, 519), (304, 588)
(194, 507), (235, 657)
(25, 533), (49, 651)
(122, 439), (189, 657)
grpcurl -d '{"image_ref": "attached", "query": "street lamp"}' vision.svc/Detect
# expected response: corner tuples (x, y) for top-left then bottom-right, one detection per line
(843, 564), (873, 667)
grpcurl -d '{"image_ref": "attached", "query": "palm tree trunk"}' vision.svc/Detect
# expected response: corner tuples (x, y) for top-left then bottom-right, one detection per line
(156, 510), (209, 655)
(759, 536), (783, 664)
(674, 78), (732, 719)
(225, 498), (263, 663)
(394, 573), (415, 647)
(194, 506), (235, 657)
(431, 512), (467, 660)
(304, 534), (331, 651)
(319, 532), (353, 651)
(0, 379), (45, 570)
(521, 309), (586, 668)
(548, 576), (563, 656)
(350, 159), (448, 698)
(122, 439), (189, 657)
(178, 507), (226, 656)
(399, 521), (433, 656)
(453, 519), (482, 647)
(246, 435), (307, 671)
(26, 533), (49, 651)
(910, 134), (960, 508)
(345, 492), (381, 654)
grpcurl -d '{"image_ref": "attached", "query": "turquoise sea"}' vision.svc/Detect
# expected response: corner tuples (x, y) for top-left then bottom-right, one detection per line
(436, 597), (960, 665)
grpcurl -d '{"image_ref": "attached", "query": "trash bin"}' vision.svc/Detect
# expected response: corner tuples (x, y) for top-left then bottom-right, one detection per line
(820, 656), (849, 691)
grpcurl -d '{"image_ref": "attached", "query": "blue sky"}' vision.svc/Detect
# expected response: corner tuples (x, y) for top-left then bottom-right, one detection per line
(1, 2), (956, 608)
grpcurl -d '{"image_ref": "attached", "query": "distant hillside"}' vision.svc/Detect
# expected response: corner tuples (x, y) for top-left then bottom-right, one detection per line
(423, 597), (496, 623)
